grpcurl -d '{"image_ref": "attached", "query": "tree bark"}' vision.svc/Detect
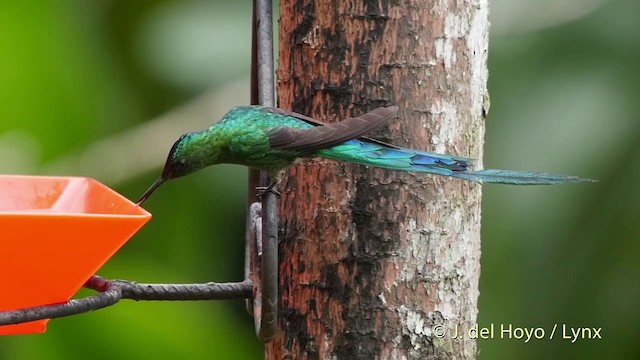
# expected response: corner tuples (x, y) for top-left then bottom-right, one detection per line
(268, 0), (489, 359)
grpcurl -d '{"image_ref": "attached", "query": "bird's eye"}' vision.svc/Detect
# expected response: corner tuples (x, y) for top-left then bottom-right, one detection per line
(172, 159), (187, 172)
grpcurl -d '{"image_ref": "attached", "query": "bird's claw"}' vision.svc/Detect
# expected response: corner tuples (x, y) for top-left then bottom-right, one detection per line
(256, 185), (281, 200)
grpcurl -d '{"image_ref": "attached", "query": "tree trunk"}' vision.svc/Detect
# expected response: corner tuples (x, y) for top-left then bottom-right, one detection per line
(268, 0), (489, 359)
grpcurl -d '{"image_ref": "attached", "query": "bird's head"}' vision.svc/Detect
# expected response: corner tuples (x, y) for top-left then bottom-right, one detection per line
(137, 132), (204, 205)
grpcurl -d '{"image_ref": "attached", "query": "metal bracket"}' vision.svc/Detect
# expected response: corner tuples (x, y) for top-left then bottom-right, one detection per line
(245, 200), (278, 342)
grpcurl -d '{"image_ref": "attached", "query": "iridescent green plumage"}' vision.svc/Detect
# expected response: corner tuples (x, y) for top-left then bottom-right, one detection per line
(137, 106), (592, 204)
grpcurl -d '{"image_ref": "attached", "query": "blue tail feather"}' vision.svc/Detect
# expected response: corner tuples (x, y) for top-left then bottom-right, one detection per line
(319, 139), (593, 185)
(450, 169), (594, 185)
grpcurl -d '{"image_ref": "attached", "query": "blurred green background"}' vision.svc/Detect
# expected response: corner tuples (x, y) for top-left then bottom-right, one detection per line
(0, 0), (637, 359)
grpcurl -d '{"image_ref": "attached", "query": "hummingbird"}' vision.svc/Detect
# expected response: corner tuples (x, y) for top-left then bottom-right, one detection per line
(137, 106), (592, 204)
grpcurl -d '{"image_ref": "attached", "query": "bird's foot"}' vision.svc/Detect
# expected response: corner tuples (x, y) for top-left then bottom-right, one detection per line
(256, 182), (281, 200)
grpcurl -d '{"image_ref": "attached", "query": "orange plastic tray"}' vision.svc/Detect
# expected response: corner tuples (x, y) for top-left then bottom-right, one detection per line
(0, 175), (151, 335)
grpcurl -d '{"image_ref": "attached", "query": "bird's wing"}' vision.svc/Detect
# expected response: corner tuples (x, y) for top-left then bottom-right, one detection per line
(262, 107), (330, 127)
(264, 106), (399, 153)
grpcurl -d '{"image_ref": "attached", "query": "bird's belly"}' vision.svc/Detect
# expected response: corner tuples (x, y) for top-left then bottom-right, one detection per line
(226, 155), (294, 177)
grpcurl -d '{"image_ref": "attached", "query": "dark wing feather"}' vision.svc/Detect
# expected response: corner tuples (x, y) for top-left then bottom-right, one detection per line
(265, 106), (398, 154)
(262, 107), (329, 126)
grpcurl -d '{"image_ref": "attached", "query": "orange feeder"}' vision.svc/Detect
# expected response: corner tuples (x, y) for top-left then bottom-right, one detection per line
(0, 175), (151, 335)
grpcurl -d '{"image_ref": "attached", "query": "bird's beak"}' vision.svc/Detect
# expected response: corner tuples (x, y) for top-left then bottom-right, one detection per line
(136, 177), (167, 205)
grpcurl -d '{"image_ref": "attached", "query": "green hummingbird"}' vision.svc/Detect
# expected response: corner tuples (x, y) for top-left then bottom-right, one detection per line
(137, 106), (591, 204)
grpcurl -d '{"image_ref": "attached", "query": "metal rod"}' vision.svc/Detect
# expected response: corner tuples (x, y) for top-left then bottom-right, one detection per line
(258, 191), (278, 341)
(248, 0), (261, 204)
(0, 276), (253, 326)
(255, 0), (275, 107)
(250, 0), (278, 343)
(245, 0), (260, 317)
